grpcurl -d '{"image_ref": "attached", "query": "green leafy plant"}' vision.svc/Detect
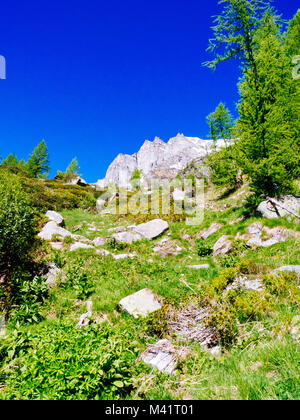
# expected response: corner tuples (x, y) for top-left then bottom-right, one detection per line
(196, 240), (213, 257)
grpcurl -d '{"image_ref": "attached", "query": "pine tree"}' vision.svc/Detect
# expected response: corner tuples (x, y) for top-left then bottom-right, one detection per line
(203, 0), (272, 87)
(236, 24), (300, 195)
(207, 102), (233, 144)
(26, 140), (50, 178)
(66, 157), (80, 176)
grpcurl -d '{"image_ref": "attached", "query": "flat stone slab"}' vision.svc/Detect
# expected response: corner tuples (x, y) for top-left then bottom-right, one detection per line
(213, 235), (233, 257)
(187, 264), (210, 270)
(140, 339), (188, 375)
(133, 219), (169, 240)
(119, 288), (162, 318)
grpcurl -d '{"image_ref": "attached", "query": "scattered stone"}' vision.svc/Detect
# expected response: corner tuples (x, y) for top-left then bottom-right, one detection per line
(181, 234), (195, 245)
(38, 221), (72, 241)
(72, 234), (91, 243)
(96, 249), (111, 257)
(229, 216), (245, 225)
(77, 301), (93, 328)
(213, 235), (233, 257)
(226, 275), (264, 292)
(208, 345), (221, 358)
(112, 253), (136, 260)
(197, 223), (222, 240)
(153, 240), (182, 257)
(256, 195), (300, 219)
(140, 339), (189, 376)
(118, 288), (162, 318)
(50, 242), (63, 250)
(42, 263), (65, 288)
(113, 231), (142, 244)
(46, 210), (64, 226)
(187, 264), (210, 270)
(108, 226), (127, 233)
(133, 219), (169, 240)
(70, 242), (94, 252)
(273, 265), (300, 276)
(93, 237), (106, 247)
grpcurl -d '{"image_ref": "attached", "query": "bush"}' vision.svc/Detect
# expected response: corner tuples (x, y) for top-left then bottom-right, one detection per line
(212, 268), (236, 293)
(0, 170), (37, 264)
(0, 323), (142, 400)
(205, 305), (238, 347)
(196, 240), (213, 257)
(65, 259), (94, 299)
(243, 194), (264, 217)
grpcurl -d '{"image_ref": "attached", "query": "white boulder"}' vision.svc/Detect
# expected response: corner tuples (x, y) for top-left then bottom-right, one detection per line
(46, 210), (64, 226)
(119, 288), (162, 318)
(133, 219), (169, 240)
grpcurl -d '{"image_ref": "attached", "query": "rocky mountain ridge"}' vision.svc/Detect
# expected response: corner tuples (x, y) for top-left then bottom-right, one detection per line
(95, 133), (227, 188)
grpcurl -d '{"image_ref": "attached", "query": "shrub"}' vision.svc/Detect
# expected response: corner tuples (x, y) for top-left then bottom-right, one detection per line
(212, 268), (236, 293)
(65, 259), (94, 299)
(242, 194), (264, 217)
(205, 305), (238, 347)
(0, 323), (142, 400)
(233, 291), (271, 322)
(236, 259), (260, 275)
(196, 240), (213, 257)
(0, 170), (37, 264)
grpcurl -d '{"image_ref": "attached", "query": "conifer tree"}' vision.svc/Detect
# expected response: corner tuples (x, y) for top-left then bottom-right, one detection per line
(26, 140), (50, 178)
(66, 157), (80, 176)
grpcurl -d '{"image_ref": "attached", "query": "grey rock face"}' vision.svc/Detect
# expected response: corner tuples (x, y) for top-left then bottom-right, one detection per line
(256, 195), (300, 219)
(43, 263), (65, 288)
(113, 231), (142, 244)
(198, 223), (222, 240)
(119, 288), (162, 318)
(133, 219), (169, 240)
(96, 134), (228, 188)
(46, 210), (64, 226)
(92, 237), (106, 247)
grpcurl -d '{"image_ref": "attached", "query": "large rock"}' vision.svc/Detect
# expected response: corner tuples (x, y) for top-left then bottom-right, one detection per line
(213, 235), (233, 257)
(38, 221), (72, 241)
(153, 239), (182, 257)
(46, 210), (64, 226)
(119, 288), (162, 318)
(256, 195), (300, 219)
(67, 176), (88, 187)
(133, 219), (169, 240)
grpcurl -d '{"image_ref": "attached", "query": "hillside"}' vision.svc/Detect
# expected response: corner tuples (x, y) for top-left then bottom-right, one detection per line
(0, 169), (299, 400)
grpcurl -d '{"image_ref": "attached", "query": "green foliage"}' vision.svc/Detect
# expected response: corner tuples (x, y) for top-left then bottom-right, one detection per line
(205, 304), (238, 347)
(8, 275), (48, 326)
(106, 237), (127, 251)
(236, 259), (260, 274)
(243, 194), (264, 217)
(0, 170), (37, 264)
(0, 323), (142, 400)
(232, 291), (271, 322)
(207, 102), (233, 142)
(212, 267), (236, 292)
(196, 239), (213, 257)
(66, 157), (80, 176)
(26, 140), (50, 178)
(284, 10), (300, 57)
(206, 145), (240, 188)
(65, 259), (94, 300)
(130, 168), (142, 190)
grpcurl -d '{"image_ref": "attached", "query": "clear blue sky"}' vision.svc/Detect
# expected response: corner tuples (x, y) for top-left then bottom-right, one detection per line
(0, 0), (298, 182)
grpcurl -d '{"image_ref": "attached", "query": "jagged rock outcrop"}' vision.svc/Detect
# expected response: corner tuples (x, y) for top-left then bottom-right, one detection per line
(95, 134), (228, 188)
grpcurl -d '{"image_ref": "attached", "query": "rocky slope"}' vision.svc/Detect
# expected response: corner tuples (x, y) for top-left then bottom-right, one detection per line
(95, 133), (227, 188)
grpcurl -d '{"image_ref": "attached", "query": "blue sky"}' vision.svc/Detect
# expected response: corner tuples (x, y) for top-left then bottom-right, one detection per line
(0, 0), (298, 182)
